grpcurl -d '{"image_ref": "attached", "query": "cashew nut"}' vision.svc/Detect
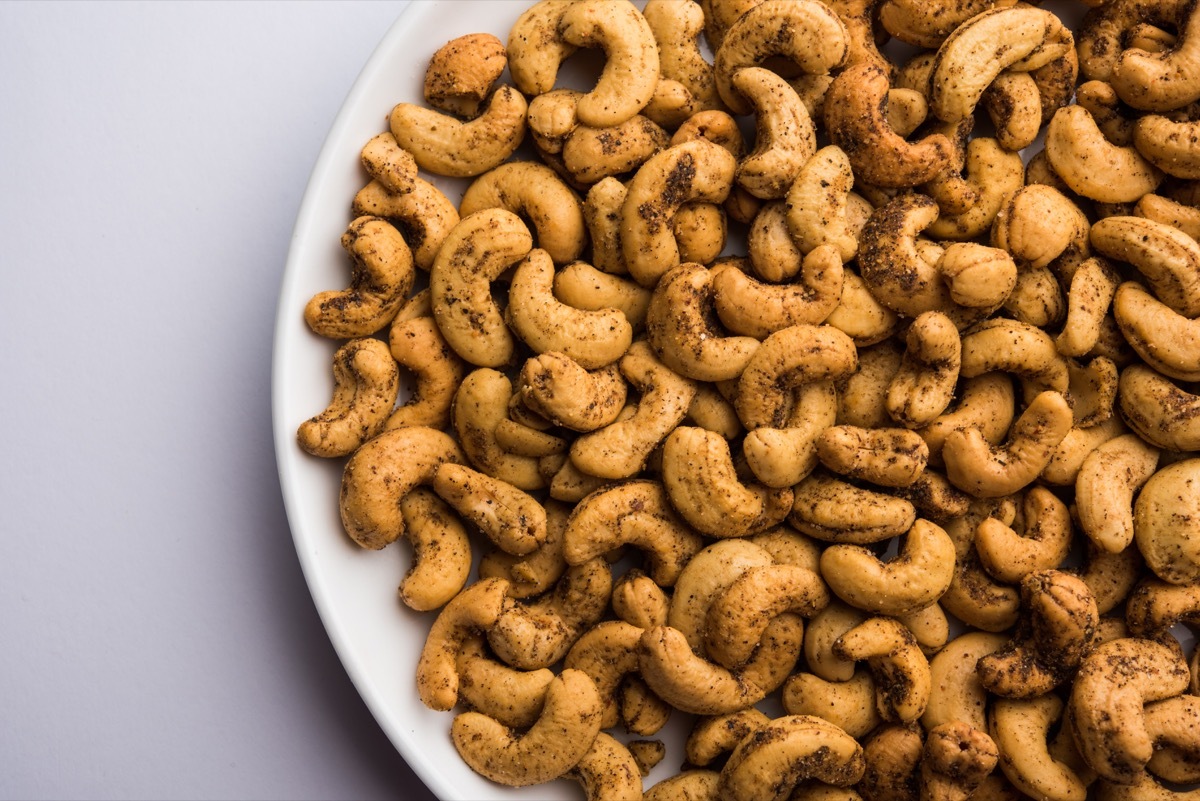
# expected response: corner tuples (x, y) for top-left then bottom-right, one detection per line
(297, 337), (400, 458)
(389, 84), (527, 178)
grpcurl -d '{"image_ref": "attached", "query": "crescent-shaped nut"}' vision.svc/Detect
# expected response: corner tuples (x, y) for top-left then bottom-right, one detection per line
(454, 636), (555, 729)
(735, 324), (859, 430)
(569, 341), (699, 480)
(668, 538), (776, 653)
(338, 425), (465, 550)
(1134, 458), (1200, 585)
(990, 694), (1088, 801)
(784, 145), (861, 262)
(959, 318), (1071, 395)
(385, 304), (468, 432)
(394, 488), (473, 612)
(919, 373), (1016, 469)
(713, 0), (849, 116)
(1091, 215), (1200, 319)
(388, 84), (526, 178)
(1142, 694), (1200, 785)
(981, 71), (1043, 152)
(621, 139), (738, 288)
(858, 723), (923, 801)
(711, 246), (845, 339)
(886, 311), (961, 429)
(477, 498), (570, 600)
(450, 667), (603, 786)
(568, 732), (646, 800)
(926, 137), (1026, 242)
(646, 262), (760, 382)
(922, 631), (1009, 733)
(563, 479), (704, 587)
(611, 569), (670, 631)
(974, 486), (1073, 585)
(1110, 0), (1200, 111)
(1113, 281), (1200, 382)
(554, 261), (653, 331)
(1126, 578), (1200, 639)
(644, 0), (722, 111)
(992, 183), (1091, 274)
(452, 368), (545, 491)
(825, 64), (955, 190)
(1068, 637), (1192, 784)
(816, 425), (930, 489)
(705, 563), (831, 669)
(976, 570), (1100, 699)
(416, 576), (510, 711)
(506, 0), (577, 96)
(1118, 363), (1200, 452)
(562, 113), (671, 186)
(304, 216), (416, 339)
(743, 380), (838, 489)
(942, 390), (1074, 499)
(518, 353), (627, 433)
(780, 669), (882, 739)
(803, 601), (868, 683)
(558, 0), (660, 128)
(820, 518), (956, 617)
(1136, 191), (1200, 241)
(731, 66), (817, 199)
(747, 204), (805, 284)
(423, 33), (507, 118)
(429, 208), (533, 368)
(645, 769), (722, 801)
(505, 249), (632, 370)
(351, 177), (460, 272)
(920, 722), (1000, 801)
(1045, 105), (1164, 203)
(359, 131), (418, 195)
(297, 338), (400, 459)
(789, 470), (917, 544)
(833, 617), (933, 723)
(825, 268), (903, 348)
(661, 426), (793, 539)
(1075, 433), (1161, 554)
(430, 462), (546, 557)
(458, 161), (586, 265)
(929, 6), (1072, 124)
(1056, 256), (1121, 358)
(879, 0), (997, 49)
(718, 715), (866, 801)
(685, 709), (772, 768)
(1134, 114), (1200, 180)
(936, 242), (1018, 313)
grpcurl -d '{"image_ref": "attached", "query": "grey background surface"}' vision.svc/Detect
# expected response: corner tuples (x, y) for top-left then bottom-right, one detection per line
(1, 2), (439, 798)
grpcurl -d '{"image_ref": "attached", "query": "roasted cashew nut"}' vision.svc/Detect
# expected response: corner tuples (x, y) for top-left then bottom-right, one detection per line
(731, 66), (817, 199)
(1076, 433), (1161, 554)
(974, 486), (1073, 584)
(1113, 280), (1200, 382)
(717, 715), (866, 801)
(711, 246), (845, 340)
(568, 732), (646, 800)
(389, 85), (527, 178)
(422, 33), (506, 119)
(833, 617), (932, 724)
(990, 693), (1088, 801)
(780, 669), (882, 739)
(454, 636), (554, 729)
(817, 425), (929, 489)
(517, 353), (627, 434)
(920, 722), (1000, 801)
(416, 576), (510, 711)
(922, 631), (1008, 733)
(1045, 105), (1164, 203)
(477, 498), (569, 600)
(451, 368), (545, 491)
(705, 563), (830, 669)
(351, 177), (460, 272)
(886, 312), (961, 429)
(558, 0), (660, 128)
(1119, 364), (1200, 452)
(789, 470), (917, 545)
(785, 145), (862, 262)
(431, 462), (546, 557)
(297, 337), (400, 459)
(1134, 458), (1200, 585)
(1090, 215), (1200, 319)
(396, 488), (473, 612)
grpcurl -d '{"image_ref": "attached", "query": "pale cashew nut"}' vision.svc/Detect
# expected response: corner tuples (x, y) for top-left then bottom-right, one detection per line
(833, 617), (933, 723)
(840, 340), (904, 431)
(1118, 363), (1200, 452)
(450, 667), (603, 786)
(562, 114), (671, 186)
(1110, 0), (1200, 111)
(416, 576), (509, 711)
(506, 0), (577, 96)
(668, 538), (776, 652)
(942, 390), (1074, 498)
(304, 216), (415, 339)
(976, 570), (1100, 698)
(825, 268), (903, 347)
(1113, 281), (1200, 381)
(388, 85), (526, 178)
(974, 486), (1073, 584)
(297, 337), (400, 459)
(569, 341), (699, 480)
(731, 66), (817, 199)
(747, 203), (804, 282)
(459, 161), (586, 265)
(558, 0), (660, 128)
(672, 201), (728, 266)
(359, 131), (417, 195)
(922, 631), (1008, 733)
(397, 488), (473, 612)
(1090, 215), (1200, 318)
(554, 260), (652, 330)
(990, 694), (1088, 801)
(569, 732), (646, 800)
(685, 381), (743, 440)
(1076, 433), (1161, 554)
(621, 139), (738, 288)
(1133, 458), (1200, 585)
(1135, 191), (1200, 240)
(451, 368), (545, 491)
(711, 246), (845, 339)
(780, 669), (882, 739)
(645, 769), (721, 801)
(886, 312), (961, 429)
(563, 479), (704, 587)
(644, 0), (721, 111)
(785, 145), (862, 262)
(661, 426), (792, 539)
(717, 715), (866, 801)
(981, 72), (1043, 152)
(339, 425), (465, 550)
(816, 425), (930, 488)
(431, 462), (546, 556)
(789, 470), (917, 545)
(1068, 637), (1192, 784)
(454, 636), (554, 729)
(1134, 114), (1200, 180)
(506, 249), (632, 369)
(991, 183), (1091, 274)
(959, 319), (1070, 396)
(351, 177), (460, 272)
(1045, 105), (1164, 203)
(820, 519), (956, 617)
(1056, 256), (1122, 358)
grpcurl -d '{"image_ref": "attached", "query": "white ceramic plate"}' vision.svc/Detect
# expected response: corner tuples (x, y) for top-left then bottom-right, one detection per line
(272, 3), (691, 798)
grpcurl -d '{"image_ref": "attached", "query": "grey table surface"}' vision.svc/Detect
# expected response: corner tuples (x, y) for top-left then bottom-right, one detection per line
(1, 2), (439, 798)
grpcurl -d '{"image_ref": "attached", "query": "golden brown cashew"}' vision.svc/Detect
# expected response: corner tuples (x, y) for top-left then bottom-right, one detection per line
(919, 372), (1016, 469)
(990, 694), (1088, 801)
(685, 709), (771, 768)
(611, 568), (670, 631)
(431, 463), (546, 557)
(562, 113), (671, 186)
(718, 715), (866, 801)
(668, 538), (776, 652)
(1126, 578), (1200, 640)
(713, 0), (849, 116)
(451, 368), (545, 491)
(646, 262), (760, 382)
(385, 299), (468, 432)
(977, 570), (1100, 699)
(1074, 539), (1145, 618)
(621, 139), (738, 288)
(395, 488), (473, 612)
(304, 217), (415, 339)
(506, 250), (632, 370)
(886, 312), (961, 429)
(925, 138), (1025, 242)
(858, 723), (923, 801)
(705, 563), (831, 669)
(1044, 105), (1164, 203)
(1134, 458), (1200, 585)
(804, 602), (868, 683)
(450, 667), (602, 786)
(974, 486), (1073, 585)
(564, 620), (653, 729)
(922, 631), (1008, 733)
(839, 340), (904, 430)
(825, 64), (955, 190)
(1135, 192), (1200, 240)
(644, 0), (721, 111)
(820, 519), (955, 617)
(1142, 693), (1200, 785)
(661, 426), (792, 539)
(780, 669), (882, 739)
(1119, 364), (1200, 452)
(645, 769), (722, 801)
(1068, 637), (1192, 784)
(297, 338), (400, 459)
(1056, 256), (1122, 359)
(554, 261), (653, 330)
(416, 576), (510, 711)
(816, 425), (929, 488)
(1091, 215), (1200, 318)
(563, 479), (704, 587)
(351, 177), (460, 272)
(825, 268), (903, 348)
(339, 426), (465, 550)
(506, 0), (577, 95)
(735, 324), (859, 430)
(1113, 281), (1200, 382)
(459, 161), (587, 265)
(527, 88), (582, 156)
(359, 132), (417, 195)
(789, 471), (917, 545)
(478, 497), (569, 600)
(833, 617), (932, 723)
(429, 208), (532, 368)
(423, 33), (507, 118)
(981, 72), (1043, 152)
(746, 205), (804, 283)
(959, 319), (1070, 396)
(942, 390), (1074, 498)
(992, 184), (1091, 274)
(731, 66), (817, 199)
(581, 178), (629, 275)
(711, 246), (845, 339)
(1111, 0), (1200, 111)
(517, 353), (627, 434)
(785, 145), (861, 262)
(454, 636), (554, 729)
(920, 722), (1000, 801)
(1040, 415), (1128, 487)
(569, 340), (699, 480)
(1075, 433), (1161, 554)
(1134, 114), (1200, 180)
(568, 732), (646, 800)
(388, 85), (526, 178)
(685, 382), (743, 440)
(558, 0), (660, 128)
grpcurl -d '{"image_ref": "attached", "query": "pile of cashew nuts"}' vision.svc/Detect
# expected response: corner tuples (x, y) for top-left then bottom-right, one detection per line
(296, 0), (1200, 798)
